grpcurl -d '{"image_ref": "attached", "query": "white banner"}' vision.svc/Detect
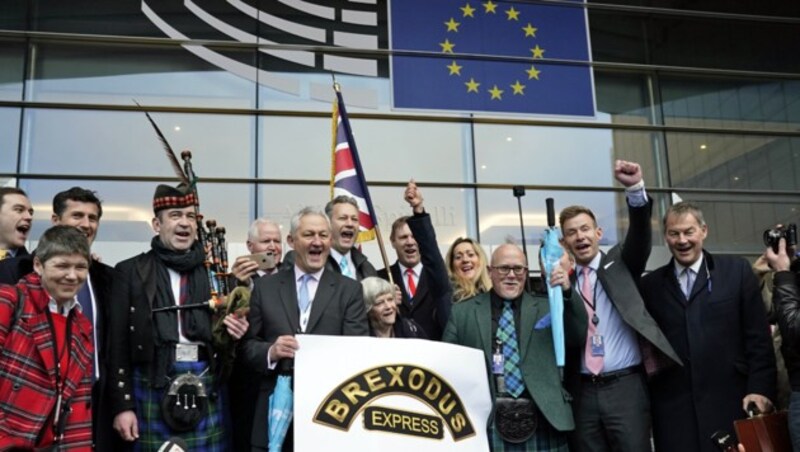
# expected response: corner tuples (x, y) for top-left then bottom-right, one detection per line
(295, 335), (491, 451)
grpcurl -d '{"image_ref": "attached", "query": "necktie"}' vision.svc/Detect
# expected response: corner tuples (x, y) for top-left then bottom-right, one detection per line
(76, 281), (96, 382)
(76, 282), (94, 327)
(682, 268), (695, 300)
(298, 274), (312, 312)
(0, 249), (7, 261)
(339, 257), (354, 279)
(496, 300), (524, 398)
(582, 266), (603, 375)
(406, 268), (417, 298)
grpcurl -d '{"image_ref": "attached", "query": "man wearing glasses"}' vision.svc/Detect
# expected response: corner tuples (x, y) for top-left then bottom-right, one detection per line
(443, 243), (587, 451)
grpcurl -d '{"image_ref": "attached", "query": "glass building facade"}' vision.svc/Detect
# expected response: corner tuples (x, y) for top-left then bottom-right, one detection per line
(1, 0), (799, 269)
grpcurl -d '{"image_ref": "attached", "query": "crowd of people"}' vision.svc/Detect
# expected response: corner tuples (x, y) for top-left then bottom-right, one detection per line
(0, 158), (792, 451)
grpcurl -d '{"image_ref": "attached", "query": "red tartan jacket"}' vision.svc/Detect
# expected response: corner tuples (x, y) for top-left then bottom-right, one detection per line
(0, 273), (94, 451)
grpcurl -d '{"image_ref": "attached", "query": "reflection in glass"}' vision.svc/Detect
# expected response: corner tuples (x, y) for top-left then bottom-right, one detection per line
(260, 116), (473, 184)
(0, 108), (21, 174)
(20, 109), (255, 179)
(666, 133), (800, 191)
(661, 77), (800, 132)
(28, 41), (257, 109)
(474, 124), (662, 187)
(0, 40), (25, 101)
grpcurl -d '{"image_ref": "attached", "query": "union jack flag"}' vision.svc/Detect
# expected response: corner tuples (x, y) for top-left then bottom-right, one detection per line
(330, 86), (377, 243)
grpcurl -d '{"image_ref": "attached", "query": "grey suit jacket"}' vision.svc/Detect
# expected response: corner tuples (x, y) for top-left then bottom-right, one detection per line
(239, 267), (369, 448)
(565, 199), (681, 393)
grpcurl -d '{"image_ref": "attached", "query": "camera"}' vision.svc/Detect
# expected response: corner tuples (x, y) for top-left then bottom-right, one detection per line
(763, 223), (797, 253)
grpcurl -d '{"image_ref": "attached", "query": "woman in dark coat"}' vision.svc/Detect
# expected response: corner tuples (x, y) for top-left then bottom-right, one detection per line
(362, 277), (426, 339)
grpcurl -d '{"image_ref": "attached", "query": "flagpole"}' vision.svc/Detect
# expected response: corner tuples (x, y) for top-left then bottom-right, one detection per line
(372, 224), (394, 288)
(331, 79), (395, 288)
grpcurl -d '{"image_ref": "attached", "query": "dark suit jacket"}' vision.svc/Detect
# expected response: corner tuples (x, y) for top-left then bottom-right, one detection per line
(239, 267), (369, 449)
(640, 252), (777, 452)
(0, 252), (122, 450)
(377, 213), (452, 340)
(282, 247), (377, 281)
(443, 290), (587, 432)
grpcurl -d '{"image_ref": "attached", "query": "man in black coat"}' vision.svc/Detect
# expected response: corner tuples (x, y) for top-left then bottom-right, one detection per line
(640, 201), (776, 452)
(377, 180), (451, 340)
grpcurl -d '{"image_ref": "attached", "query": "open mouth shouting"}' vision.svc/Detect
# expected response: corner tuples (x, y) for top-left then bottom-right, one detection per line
(338, 228), (356, 247)
(15, 221), (31, 244)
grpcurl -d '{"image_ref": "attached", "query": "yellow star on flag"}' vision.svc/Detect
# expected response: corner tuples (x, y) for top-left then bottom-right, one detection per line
(465, 78), (480, 93)
(483, 1), (497, 13)
(510, 81), (526, 95)
(444, 18), (460, 32)
(461, 3), (476, 17)
(531, 45), (545, 59)
(489, 85), (504, 100)
(523, 23), (537, 37)
(440, 39), (455, 53)
(505, 7), (520, 20)
(526, 65), (541, 80)
(447, 61), (463, 75)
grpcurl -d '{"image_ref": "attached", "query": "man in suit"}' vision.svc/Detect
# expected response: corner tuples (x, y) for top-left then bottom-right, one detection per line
(108, 183), (249, 450)
(228, 217), (284, 450)
(240, 206), (369, 451)
(281, 196), (377, 281)
(559, 160), (681, 452)
(0, 187), (33, 260)
(0, 186), (120, 450)
(443, 243), (586, 451)
(378, 180), (451, 340)
(640, 202), (776, 452)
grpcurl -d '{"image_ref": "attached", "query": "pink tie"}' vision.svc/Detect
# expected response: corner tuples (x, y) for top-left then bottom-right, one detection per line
(582, 266), (603, 375)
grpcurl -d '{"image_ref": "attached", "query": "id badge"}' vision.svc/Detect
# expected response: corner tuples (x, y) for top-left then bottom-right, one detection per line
(492, 351), (505, 375)
(590, 334), (605, 357)
(176, 344), (199, 362)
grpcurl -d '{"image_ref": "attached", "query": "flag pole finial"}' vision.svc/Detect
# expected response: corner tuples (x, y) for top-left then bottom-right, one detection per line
(331, 73), (340, 93)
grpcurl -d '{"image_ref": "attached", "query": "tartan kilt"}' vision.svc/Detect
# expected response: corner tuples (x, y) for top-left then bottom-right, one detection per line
(488, 415), (569, 452)
(132, 361), (228, 452)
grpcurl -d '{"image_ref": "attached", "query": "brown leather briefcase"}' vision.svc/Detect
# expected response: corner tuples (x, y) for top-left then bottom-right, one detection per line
(733, 410), (791, 452)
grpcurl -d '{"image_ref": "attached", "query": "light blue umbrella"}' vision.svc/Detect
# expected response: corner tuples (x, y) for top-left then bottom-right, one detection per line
(268, 375), (294, 451)
(541, 198), (565, 371)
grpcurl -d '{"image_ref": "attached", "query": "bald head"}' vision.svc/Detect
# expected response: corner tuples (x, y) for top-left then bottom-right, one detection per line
(490, 244), (527, 300)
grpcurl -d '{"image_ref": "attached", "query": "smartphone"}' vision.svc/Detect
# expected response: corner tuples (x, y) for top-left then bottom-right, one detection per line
(244, 253), (276, 271)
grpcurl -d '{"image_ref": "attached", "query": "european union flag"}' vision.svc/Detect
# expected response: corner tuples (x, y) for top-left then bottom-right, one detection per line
(390, 0), (595, 116)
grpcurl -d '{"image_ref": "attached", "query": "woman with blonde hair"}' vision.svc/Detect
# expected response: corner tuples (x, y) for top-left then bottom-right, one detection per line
(446, 237), (492, 303)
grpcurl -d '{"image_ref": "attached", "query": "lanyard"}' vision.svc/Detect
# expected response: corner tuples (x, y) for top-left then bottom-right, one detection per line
(44, 309), (73, 442)
(578, 270), (600, 326)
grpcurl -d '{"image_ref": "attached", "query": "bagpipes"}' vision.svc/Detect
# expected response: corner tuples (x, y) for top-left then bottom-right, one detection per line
(138, 106), (234, 315)
(151, 151), (233, 314)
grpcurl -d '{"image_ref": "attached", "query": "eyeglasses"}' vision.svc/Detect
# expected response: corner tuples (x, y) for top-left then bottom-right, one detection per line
(491, 265), (528, 276)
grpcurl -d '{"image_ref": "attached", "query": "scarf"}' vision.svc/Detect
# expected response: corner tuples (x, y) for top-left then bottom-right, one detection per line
(150, 237), (213, 387)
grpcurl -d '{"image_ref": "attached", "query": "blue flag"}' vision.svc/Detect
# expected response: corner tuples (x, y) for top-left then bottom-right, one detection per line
(390, 0), (595, 116)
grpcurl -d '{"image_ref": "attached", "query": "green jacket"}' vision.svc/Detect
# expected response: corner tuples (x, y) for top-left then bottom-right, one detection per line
(442, 288), (587, 432)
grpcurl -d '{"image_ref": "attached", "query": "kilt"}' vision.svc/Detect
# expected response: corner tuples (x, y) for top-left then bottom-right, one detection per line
(132, 361), (228, 452)
(488, 416), (568, 452)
